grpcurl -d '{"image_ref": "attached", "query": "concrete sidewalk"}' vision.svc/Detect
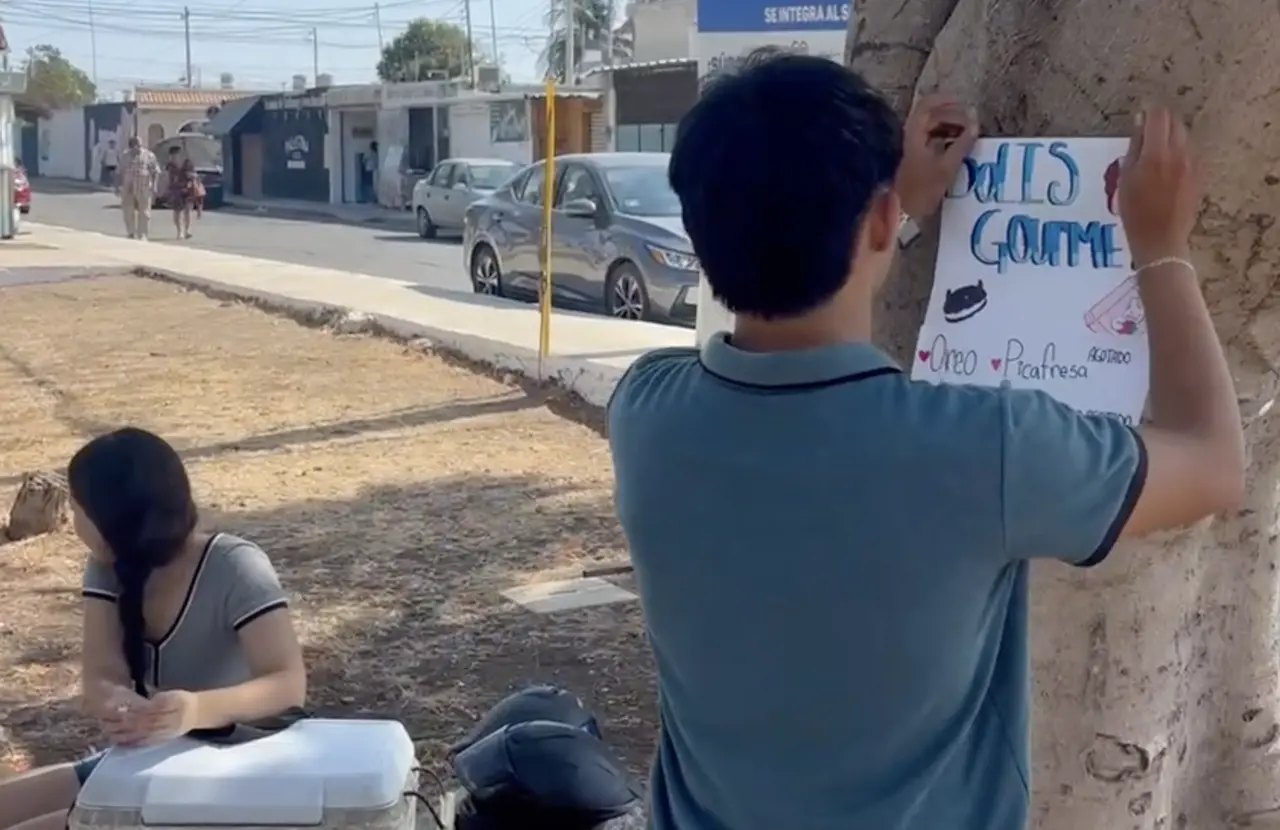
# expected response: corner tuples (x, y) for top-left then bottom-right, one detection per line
(222, 195), (417, 232)
(9, 223), (695, 405)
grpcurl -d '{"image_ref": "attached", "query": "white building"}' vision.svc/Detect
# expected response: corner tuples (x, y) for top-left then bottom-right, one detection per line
(625, 0), (696, 62)
(320, 80), (605, 209)
(323, 83), (382, 205)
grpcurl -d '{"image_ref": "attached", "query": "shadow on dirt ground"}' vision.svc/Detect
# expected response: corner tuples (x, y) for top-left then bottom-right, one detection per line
(0, 275), (650, 779)
(2, 470), (654, 776)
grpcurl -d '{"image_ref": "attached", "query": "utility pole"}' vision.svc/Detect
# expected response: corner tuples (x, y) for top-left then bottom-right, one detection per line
(487, 0), (499, 77)
(602, 0), (613, 65)
(182, 6), (192, 87)
(602, 0), (614, 149)
(462, 0), (476, 87)
(373, 3), (384, 52)
(87, 0), (99, 88)
(311, 27), (319, 83)
(563, 0), (575, 84)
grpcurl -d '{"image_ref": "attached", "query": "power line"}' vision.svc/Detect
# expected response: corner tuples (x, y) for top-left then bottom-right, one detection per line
(3, 0), (551, 86)
(68, 49), (377, 72)
(3, 3), (544, 43)
(8, 0), (543, 35)
(11, 0), (451, 22)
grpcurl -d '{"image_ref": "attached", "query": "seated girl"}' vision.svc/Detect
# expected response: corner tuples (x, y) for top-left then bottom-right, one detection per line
(0, 428), (307, 830)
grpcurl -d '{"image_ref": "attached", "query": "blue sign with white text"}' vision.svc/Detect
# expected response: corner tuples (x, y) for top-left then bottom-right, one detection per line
(696, 0), (851, 33)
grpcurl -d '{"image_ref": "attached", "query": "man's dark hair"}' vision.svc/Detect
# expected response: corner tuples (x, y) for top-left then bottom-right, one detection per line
(669, 52), (903, 318)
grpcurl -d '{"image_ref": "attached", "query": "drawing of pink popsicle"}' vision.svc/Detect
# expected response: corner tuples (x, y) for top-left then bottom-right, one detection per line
(1084, 275), (1146, 336)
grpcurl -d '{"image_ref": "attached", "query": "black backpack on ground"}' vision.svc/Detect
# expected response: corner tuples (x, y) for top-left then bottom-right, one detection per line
(446, 685), (643, 830)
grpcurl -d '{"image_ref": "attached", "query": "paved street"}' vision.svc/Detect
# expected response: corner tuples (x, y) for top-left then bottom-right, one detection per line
(27, 179), (472, 297)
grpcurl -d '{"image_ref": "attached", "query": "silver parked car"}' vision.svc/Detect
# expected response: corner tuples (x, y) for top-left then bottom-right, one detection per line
(412, 157), (519, 238)
(462, 153), (699, 326)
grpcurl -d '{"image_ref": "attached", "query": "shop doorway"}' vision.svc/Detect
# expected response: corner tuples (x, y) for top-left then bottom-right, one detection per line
(340, 109), (378, 203)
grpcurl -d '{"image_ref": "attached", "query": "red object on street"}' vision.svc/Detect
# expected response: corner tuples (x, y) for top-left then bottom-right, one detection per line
(13, 165), (32, 214)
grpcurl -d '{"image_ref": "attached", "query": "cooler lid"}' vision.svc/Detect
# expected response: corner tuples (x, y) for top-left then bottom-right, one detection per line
(76, 719), (415, 826)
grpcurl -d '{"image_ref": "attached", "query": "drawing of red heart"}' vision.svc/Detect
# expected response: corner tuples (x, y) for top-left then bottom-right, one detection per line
(918, 350), (931, 362)
(990, 358), (1002, 370)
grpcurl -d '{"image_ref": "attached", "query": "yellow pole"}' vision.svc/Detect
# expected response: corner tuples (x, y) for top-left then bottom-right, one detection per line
(538, 79), (557, 376)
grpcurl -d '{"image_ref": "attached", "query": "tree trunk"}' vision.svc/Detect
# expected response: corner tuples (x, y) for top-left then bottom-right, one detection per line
(5, 471), (70, 542)
(849, 0), (1280, 826)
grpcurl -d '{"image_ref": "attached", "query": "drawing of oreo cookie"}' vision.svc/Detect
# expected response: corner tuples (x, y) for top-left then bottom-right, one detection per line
(943, 280), (988, 323)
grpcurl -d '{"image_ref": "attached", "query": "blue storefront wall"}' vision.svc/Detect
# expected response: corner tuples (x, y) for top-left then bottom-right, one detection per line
(20, 124), (39, 175)
(695, 0), (849, 33)
(206, 96), (264, 197)
(261, 96), (329, 202)
(83, 101), (134, 184)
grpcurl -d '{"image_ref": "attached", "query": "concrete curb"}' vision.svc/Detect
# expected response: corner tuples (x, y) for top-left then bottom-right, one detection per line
(129, 265), (626, 412)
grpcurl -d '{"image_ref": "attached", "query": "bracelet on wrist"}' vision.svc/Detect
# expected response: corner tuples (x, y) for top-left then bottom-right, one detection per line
(1133, 256), (1195, 277)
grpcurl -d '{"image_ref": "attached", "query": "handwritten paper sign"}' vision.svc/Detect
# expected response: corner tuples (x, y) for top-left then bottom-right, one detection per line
(912, 138), (1149, 423)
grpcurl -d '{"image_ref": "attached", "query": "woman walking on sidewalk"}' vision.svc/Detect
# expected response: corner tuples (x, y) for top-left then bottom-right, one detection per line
(165, 150), (200, 239)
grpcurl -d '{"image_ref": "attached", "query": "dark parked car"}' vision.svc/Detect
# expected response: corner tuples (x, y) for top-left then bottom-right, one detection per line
(461, 153), (698, 325)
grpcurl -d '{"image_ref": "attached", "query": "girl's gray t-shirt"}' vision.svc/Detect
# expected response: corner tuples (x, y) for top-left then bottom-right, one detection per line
(82, 533), (289, 693)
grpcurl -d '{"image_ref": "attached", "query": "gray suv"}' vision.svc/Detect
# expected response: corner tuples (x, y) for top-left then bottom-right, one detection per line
(462, 153), (698, 326)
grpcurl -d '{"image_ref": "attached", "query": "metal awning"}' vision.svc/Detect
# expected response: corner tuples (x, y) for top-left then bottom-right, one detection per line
(580, 58), (697, 78)
(201, 96), (263, 137)
(523, 89), (605, 100)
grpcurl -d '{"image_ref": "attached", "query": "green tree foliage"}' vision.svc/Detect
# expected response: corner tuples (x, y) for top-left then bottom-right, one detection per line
(16, 45), (96, 117)
(377, 18), (486, 82)
(540, 0), (632, 82)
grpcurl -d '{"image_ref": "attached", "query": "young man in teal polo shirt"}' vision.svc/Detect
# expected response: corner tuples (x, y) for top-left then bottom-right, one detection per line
(607, 53), (1244, 829)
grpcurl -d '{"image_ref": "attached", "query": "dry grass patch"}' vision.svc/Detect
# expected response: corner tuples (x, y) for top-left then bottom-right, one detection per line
(0, 275), (652, 777)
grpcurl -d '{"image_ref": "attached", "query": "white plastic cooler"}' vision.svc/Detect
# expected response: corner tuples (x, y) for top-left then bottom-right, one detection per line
(70, 719), (418, 830)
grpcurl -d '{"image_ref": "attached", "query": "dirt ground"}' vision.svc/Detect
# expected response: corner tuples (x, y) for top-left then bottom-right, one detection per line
(0, 273), (653, 783)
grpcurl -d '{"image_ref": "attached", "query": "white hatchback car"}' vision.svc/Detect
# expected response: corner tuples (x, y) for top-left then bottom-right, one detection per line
(411, 157), (519, 239)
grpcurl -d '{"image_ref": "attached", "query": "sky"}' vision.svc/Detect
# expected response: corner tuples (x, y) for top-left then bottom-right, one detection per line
(0, 0), (558, 96)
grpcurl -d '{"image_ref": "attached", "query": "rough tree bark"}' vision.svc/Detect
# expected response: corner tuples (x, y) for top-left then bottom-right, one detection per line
(849, 0), (1280, 826)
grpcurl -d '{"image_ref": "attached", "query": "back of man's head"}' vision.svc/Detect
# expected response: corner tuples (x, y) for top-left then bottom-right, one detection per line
(669, 53), (902, 319)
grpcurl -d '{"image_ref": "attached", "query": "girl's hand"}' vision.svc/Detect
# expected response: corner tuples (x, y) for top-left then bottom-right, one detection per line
(128, 690), (201, 745)
(94, 682), (150, 746)
(89, 680), (145, 717)
(103, 690), (200, 746)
